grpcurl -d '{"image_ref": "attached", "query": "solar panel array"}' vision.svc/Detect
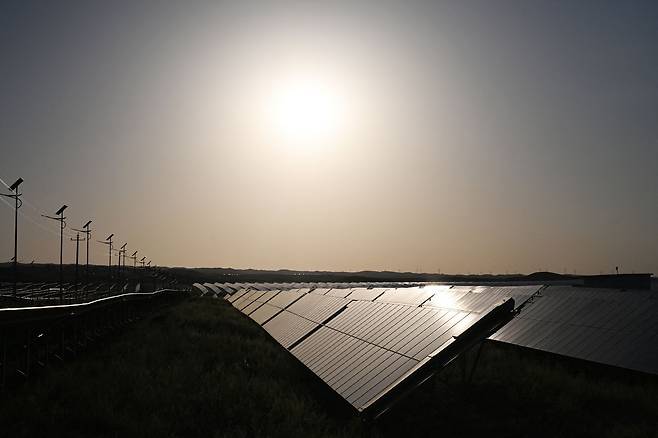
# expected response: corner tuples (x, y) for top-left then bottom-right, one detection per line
(222, 283), (529, 414)
(209, 281), (658, 414)
(491, 286), (658, 375)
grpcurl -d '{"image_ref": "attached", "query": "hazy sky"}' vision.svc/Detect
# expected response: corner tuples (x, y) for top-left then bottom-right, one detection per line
(1, 1), (657, 274)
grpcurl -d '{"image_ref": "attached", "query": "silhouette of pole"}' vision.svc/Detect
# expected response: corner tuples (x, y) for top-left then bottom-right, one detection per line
(70, 232), (85, 299)
(2, 178), (23, 296)
(119, 243), (127, 280)
(73, 220), (92, 278)
(73, 220), (92, 284)
(139, 256), (146, 289)
(130, 251), (138, 271)
(85, 221), (92, 275)
(42, 204), (68, 303)
(97, 234), (114, 283)
(129, 250), (137, 287)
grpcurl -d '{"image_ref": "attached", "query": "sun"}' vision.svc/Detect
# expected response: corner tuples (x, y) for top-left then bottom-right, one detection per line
(265, 75), (348, 146)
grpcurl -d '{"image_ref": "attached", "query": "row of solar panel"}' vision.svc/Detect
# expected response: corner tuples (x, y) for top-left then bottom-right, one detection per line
(204, 281), (658, 411)
(194, 281), (425, 297)
(491, 286), (658, 375)
(223, 284), (536, 413)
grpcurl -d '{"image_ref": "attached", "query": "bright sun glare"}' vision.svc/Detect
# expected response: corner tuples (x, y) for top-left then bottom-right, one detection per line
(266, 76), (347, 145)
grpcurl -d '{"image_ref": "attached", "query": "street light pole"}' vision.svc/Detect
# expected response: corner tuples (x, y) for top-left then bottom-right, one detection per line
(72, 220), (92, 280)
(97, 234), (114, 283)
(119, 243), (127, 280)
(42, 204), (68, 303)
(130, 251), (138, 271)
(2, 178), (23, 296)
(70, 232), (85, 300)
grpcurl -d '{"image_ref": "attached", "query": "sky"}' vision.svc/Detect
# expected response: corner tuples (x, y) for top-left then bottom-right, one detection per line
(0, 0), (657, 274)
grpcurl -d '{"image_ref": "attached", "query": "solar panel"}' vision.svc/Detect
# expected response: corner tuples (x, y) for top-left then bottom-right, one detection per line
(242, 300), (266, 315)
(192, 283), (209, 295)
(228, 282), (516, 417)
(227, 289), (248, 303)
(290, 326), (418, 411)
(225, 280), (658, 415)
(235, 290), (268, 311)
(346, 288), (388, 301)
(249, 303), (284, 325)
(325, 300), (478, 359)
(490, 286), (658, 375)
(232, 290), (257, 309)
(374, 287), (434, 306)
(325, 288), (353, 298)
(203, 283), (222, 296)
(286, 294), (350, 324)
(254, 290), (280, 303)
(424, 285), (541, 313)
(241, 290), (280, 314)
(267, 290), (306, 309)
(262, 311), (319, 349)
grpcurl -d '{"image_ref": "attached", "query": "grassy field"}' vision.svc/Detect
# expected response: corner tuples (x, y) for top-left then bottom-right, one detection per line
(1, 297), (657, 437)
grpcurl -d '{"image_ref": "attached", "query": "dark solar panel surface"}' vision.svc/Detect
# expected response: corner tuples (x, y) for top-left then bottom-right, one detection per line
(249, 303), (283, 325)
(242, 300), (266, 315)
(263, 311), (319, 349)
(267, 290), (306, 309)
(326, 300), (478, 359)
(491, 286), (658, 375)
(325, 288), (354, 298)
(217, 280), (658, 414)
(286, 294), (350, 323)
(227, 289), (248, 303)
(347, 288), (388, 301)
(291, 326), (418, 411)
(374, 287), (434, 306)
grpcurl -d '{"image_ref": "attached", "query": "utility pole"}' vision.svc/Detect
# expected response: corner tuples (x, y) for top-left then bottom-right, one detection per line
(119, 243), (127, 280)
(1, 178), (23, 296)
(139, 256), (146, 290)
(129, 251), (138, 288)
(42, 204), (68, 303)
(97, 234), (114, 283)
(129, 251), (138, 271)
(70, 232), (86, 300)
(147, 261), (153, 291)
(73, 220), (92, 278)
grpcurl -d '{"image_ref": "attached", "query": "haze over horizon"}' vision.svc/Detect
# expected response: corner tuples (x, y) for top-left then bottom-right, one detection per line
(1, 1), (657, 275)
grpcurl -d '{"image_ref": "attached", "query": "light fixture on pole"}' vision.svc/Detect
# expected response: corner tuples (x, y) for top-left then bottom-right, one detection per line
(42, 204), (68, 303)
(1, 178), (23, 296)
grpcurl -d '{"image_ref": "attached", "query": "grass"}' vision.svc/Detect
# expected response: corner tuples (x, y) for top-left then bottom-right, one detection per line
(1, 297), (657, 437)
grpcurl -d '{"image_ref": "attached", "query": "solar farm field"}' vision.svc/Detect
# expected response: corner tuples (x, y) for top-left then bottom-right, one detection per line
(2, 295), (657, 438)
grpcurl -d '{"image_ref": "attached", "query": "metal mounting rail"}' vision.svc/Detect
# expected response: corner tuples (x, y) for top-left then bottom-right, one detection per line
(0, 289), (188, 391)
